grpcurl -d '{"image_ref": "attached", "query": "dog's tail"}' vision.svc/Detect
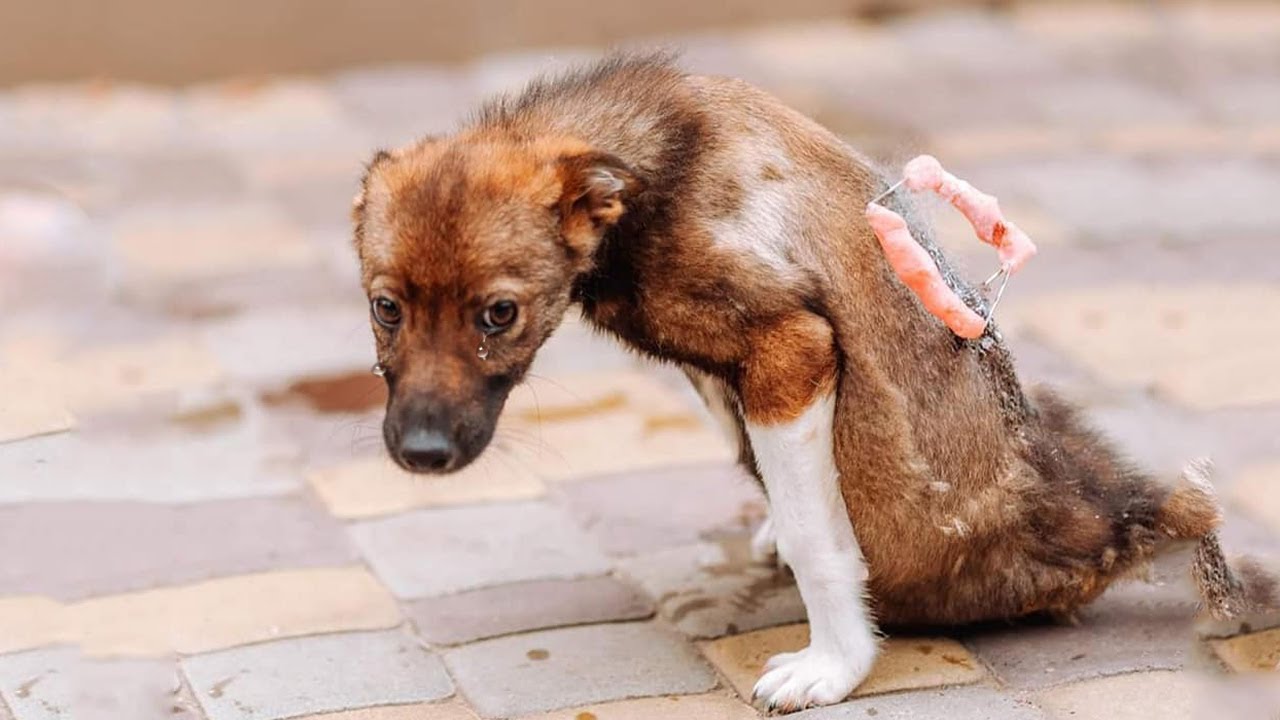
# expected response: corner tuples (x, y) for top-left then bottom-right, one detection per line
(1157, 459), (1280, 620)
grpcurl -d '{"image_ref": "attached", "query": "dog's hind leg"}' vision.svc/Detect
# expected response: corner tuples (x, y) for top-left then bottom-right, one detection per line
(738, 312), (878, 712)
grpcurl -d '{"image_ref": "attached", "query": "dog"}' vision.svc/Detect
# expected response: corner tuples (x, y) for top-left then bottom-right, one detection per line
(351, 54), (1272, 712)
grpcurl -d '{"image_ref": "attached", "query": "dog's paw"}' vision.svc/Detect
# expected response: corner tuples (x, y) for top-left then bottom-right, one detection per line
(751, 643), (874, 713)
(750, 517), (780, 566)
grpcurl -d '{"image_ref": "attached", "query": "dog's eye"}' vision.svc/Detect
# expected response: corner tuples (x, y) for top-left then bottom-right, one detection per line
(481, 301), (518, 333)
(371, 297), (402, 328)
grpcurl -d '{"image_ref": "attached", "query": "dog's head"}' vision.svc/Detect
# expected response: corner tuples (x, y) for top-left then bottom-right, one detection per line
(352, 133), (639, 473)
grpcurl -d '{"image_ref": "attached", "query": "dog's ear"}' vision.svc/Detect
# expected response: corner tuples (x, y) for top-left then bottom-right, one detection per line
(555, 151), (642, 258)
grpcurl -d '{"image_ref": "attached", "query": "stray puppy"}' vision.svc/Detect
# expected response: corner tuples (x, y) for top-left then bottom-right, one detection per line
(352, 55), (1271, 712)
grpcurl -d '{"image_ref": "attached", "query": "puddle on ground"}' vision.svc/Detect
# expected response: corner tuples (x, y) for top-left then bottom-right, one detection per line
(262, 371), (387, 413)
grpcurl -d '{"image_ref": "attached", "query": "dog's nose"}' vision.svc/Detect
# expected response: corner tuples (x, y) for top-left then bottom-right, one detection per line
(398, 428), (457, 472)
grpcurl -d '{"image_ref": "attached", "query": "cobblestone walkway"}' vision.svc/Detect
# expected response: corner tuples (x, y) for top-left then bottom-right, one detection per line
(2, 3), (1280, 719)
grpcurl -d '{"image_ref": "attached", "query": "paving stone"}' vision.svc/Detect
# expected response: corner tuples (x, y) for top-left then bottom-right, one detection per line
(926, 126), (1079, 163)
(76, 658), (183, 720)
(791, 685), (1045, 720)
(0, 84), (181, 155)
(1099, 124), (1233, 157)
(555, 464), (764, 556)
(0, 597), (66, 654)
(0, 647), (74, 720)
(1030, 79), (1199, 128)
(1004, 285), (1280, 410)
(1084, 397), (1280, 483)
(332, 67), (478, 148)
(9, 334), (225, 417)
(965, 553), (1199, 689)
(734, 21), (909, 89)
(968, 158), (1280, 243)
(500, 371), (735, 482)
(0, 421), (301, 504)
(182, 629), (452, 720)
(293, 704), (479, 720)
(349, 501), (612, 598)
(1032, 670), (1196, 720)
(309, 453), (545, 520)
(73, 566), (401, 656)
(1205, 79), (1280, 123)
(406, 577), (654, 646)
(1211, 627), (1280, 673)
(109, 150), (247, 207)
(444, 623), (717, 718)
(889, 10), (1061, 82)
(700, 623), (983, 702)
(182, 79), (370, 156)
(1012, 3), (1160, 45)
(111, 202), (317, 283)
(1229, 464), (1280, 535)
(617, 541), (804, 640)
(200, 305), (373, 387)
(515, 693), (758, 720)
(0, 496), (356, 600)
(0, 363), (73, 444)
(1192, 674), (1280, 720)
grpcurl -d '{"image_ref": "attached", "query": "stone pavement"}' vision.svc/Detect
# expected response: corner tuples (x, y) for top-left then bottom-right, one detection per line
(2, 3), (1280, 719)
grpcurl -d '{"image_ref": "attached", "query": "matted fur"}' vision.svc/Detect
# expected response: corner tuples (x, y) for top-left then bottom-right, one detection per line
(353, 53), (1264, 629)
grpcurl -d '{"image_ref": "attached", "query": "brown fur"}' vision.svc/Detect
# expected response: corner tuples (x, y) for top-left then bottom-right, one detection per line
(352, 54), (1264, 627)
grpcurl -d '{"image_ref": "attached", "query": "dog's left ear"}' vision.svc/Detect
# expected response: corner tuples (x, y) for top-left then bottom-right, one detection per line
(556, 152), (641, 258)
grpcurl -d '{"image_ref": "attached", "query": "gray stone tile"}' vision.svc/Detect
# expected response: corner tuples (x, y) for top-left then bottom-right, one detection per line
(443, 623), (716, 718)
(968, 157), (1280, 243)
(406, 576), (654, 646)
(77, 658), (184, 720)
(200, 305), (374, 388)
(793, 685), (1046, 719)
(0, 423), (301, 504)
(331, 68), (478, 148)
(348, 501), (612, 599)
(0, 647), (74, 720)
(890, 10), (1062, 82)
(554, 463), (765, 556)
(0, 495), (356, 600)
(181, 629), (452, 720)
(965, 552), (1200, 689)
(617, 541), (805, 640)
(1030, 78), (1200, 128)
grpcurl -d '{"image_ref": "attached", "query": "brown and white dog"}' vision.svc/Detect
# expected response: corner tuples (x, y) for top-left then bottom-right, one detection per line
(352, 55), (1271, 711)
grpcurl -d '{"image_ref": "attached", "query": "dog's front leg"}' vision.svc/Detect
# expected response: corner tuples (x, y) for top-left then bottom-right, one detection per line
(740, 313), (878, 712)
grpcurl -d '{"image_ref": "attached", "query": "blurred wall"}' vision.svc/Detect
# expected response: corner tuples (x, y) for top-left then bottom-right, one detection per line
(0, 0), (999, 85)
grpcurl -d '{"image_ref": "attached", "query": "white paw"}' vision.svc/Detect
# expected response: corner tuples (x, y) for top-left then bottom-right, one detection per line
(751, 643), (875, 714)
(750, 517), (781, 566)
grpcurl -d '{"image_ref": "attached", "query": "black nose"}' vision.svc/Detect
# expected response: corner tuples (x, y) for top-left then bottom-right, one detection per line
(397, 428), (457, 472)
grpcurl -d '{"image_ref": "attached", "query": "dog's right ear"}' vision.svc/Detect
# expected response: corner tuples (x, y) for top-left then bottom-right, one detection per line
(555, 151), (642, 259)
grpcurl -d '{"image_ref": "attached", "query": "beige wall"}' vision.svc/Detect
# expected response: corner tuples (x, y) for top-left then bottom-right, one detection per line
(0, 0), (989, 85)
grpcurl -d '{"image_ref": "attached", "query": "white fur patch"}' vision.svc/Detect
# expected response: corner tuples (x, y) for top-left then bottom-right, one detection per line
(707, 138), (802, 277)
(745, 393), (878, 711)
